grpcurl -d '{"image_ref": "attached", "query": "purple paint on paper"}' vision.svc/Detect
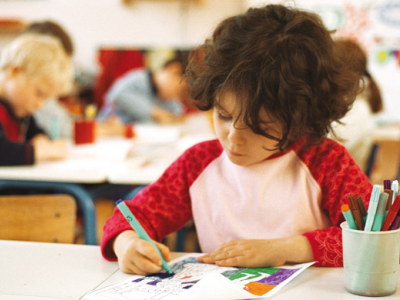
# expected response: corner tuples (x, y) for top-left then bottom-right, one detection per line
(182, 285), (193, 289)
(181, 280), (198, 284)
(147, 280), (160, 285)
(148, 272), (175, 279)
(132, 278), (144, 283)
(257, 268), (300, 285)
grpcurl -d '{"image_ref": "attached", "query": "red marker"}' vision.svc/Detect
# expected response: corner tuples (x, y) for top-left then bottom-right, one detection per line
(381, 195), (400, 231)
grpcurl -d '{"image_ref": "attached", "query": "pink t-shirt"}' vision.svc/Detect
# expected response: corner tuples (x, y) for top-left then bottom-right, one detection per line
(101, 138), (372, 267)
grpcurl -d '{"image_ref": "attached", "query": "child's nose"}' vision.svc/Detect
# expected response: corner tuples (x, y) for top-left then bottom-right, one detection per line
(228, 124), (246, 145)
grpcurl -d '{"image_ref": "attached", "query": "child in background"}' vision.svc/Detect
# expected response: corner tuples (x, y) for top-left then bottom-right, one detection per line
(23, 20), (75, 139)
(101, 4), (373, 274)
(330, 39), (383, 172)
(97, 57), (187, 125)
(0, 34), (73, 165)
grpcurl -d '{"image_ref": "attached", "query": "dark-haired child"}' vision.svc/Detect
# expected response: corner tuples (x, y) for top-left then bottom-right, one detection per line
(330, 39), (383, 172)
(101, 4), (373, 274)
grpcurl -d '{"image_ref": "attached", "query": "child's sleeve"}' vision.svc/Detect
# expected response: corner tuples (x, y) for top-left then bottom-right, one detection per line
(25, 116), (47, 140)
(302, 143), (372, 267)
(100, 140), (222, 260)
(0, 124), (34, 165)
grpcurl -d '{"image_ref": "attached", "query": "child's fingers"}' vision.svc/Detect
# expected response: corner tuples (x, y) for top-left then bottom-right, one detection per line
(214, 249), (243, 261)
(136, 240), (163, 266)
(198, 253), (217, 264)
(154, 241), (171, 261)
(133, 256), (163, 275)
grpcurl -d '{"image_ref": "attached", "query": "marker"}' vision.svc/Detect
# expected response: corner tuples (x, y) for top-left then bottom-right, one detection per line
(51, 116), (60, 140)
(356, 196), (367, 223)
(341, 204), (358, 230)
(384, 189), (393, 218)
(348, 194), (364, 230)
(381, 195), (400, 231)
(391, 180), (398, 204)
(115, 200), (173, 274)
(364, 185), (381, 231)
(390, 215), (400, 230)
(383, 179), (391, 191)
(371, 192), (388, 231)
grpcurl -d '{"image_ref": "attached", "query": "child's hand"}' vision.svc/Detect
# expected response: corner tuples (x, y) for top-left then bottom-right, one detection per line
(151, 107), (182, 124)
(32, 135), (69, 162)
(113, 230), (171, 275)
(197, 236), (313, 268)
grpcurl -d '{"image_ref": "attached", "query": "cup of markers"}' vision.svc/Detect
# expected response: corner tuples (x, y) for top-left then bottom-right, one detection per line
(341, 180), (400, 297)
(74, 104), (97, 145)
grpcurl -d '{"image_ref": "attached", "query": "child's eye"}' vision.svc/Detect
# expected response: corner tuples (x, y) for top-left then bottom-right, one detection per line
(217, 112), (231, 121)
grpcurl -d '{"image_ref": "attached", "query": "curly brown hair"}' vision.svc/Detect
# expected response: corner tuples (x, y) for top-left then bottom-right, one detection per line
(335, 38), (383, 114)
(184, 4), (362, 150)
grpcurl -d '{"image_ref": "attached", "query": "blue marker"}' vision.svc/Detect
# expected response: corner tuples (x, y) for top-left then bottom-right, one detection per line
(364, 185), (381, 231)
(116, 200), (173, 274)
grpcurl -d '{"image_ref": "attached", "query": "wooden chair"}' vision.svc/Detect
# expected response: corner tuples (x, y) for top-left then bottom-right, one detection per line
(0, 194), (77, 243)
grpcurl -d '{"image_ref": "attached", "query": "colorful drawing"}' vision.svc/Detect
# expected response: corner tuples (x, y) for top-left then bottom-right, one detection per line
(221, 266), (301, 296)
(374, 48), (400, 66)
(82, 255), (313, 300)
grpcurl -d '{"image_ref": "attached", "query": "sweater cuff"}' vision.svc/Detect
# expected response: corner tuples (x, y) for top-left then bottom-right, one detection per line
(302, 232), (321, 266)
(100, 222), (133, 261)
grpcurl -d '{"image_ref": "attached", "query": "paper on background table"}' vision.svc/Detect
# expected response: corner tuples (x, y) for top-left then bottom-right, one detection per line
(81, 253), (314, 300)
(0, 296), (60, 300)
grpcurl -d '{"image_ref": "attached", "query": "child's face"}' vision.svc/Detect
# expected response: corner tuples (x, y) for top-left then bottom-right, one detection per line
(4, 68), (57, 117)
(213, 91), (282, 167)
(158, 62), (184, 101)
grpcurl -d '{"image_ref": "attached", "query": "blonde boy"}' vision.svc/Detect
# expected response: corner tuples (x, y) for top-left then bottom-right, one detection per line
(0, 34), (73, 165)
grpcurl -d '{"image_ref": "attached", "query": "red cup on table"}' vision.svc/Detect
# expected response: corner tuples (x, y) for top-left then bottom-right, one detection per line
(74, 119), (96, 145)
(124, 123), (135, 139)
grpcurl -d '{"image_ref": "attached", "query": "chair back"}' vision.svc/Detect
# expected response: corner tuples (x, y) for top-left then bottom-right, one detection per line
(0, 194), (77, 243)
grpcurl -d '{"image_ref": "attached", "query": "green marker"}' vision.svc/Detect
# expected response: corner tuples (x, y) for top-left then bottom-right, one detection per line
(116, 199), (173, 274)
(364, 185), (381, 231)
(341, 204), (358, 230)
(372, 192), (388, 231)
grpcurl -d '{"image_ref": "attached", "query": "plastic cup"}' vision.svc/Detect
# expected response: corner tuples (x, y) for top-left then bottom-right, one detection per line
(341, 221), (400, 296)
(74, 119), (96, 145)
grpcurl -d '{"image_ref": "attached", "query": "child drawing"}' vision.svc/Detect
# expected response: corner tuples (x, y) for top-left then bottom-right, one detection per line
(101, 4), (372, 273)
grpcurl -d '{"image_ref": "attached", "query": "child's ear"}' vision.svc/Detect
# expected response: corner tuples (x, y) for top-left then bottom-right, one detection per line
(7, 65), (24, 78)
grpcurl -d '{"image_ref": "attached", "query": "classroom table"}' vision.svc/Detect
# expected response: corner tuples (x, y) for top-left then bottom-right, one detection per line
(0, 240), (399, 300)
(0, 112), (216, 245)
(0, 138), (134, 245)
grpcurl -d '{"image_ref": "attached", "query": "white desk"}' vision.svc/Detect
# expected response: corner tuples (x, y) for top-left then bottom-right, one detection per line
(1, 240), (399, 300)
(107, 112), (216, 185)
(0, 240), (119, 300)
(0, 112), (215, 184)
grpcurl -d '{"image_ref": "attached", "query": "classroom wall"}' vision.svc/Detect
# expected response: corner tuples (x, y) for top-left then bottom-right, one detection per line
(245, 0), (400, 124)
(1, 0), (400, 123)
(0, 0), (245, 72)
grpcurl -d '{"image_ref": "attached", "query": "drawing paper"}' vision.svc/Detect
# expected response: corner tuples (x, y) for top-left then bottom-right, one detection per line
(82, 254), (313, 300)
